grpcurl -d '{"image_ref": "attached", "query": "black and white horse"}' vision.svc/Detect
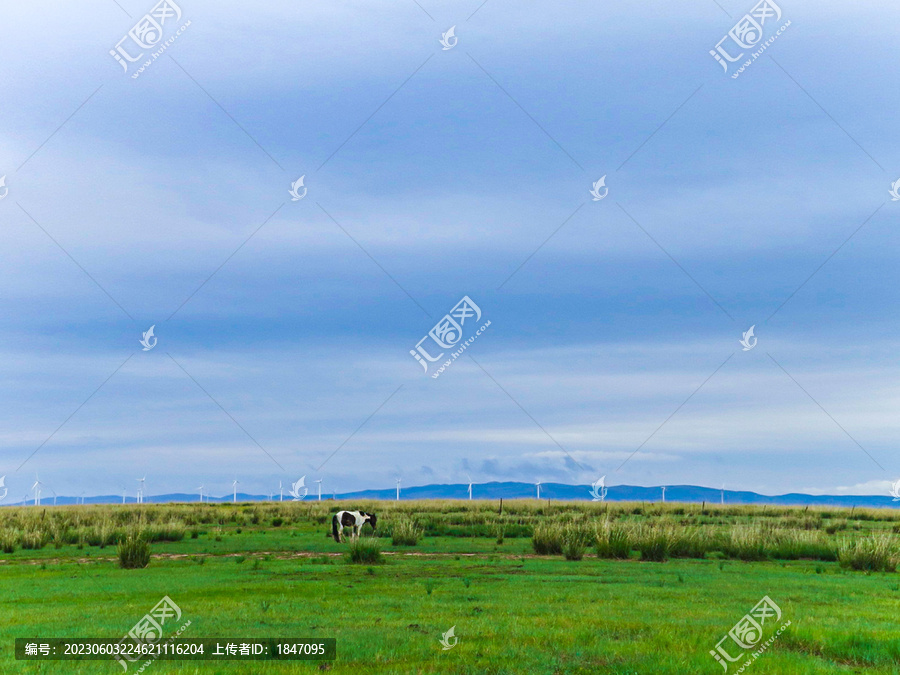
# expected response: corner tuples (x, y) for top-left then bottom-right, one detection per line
(332, 510), (377, 542)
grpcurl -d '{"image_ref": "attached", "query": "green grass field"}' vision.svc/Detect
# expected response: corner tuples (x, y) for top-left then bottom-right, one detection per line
(2, 500), (899, 673)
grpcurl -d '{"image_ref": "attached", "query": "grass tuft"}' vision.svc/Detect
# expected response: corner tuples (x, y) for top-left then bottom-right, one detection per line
(531, 522), (564, 555)
(561, 523), (593, 561)
(346, 537), (383, 565)
(595, 521), (632, 559)
(391, 518), (423, 546)
(117, 531), (150, 569)
(838, 534), (899, 572)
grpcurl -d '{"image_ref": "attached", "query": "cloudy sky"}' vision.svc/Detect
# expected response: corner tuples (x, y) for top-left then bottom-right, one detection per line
(0, 0), (897, 500)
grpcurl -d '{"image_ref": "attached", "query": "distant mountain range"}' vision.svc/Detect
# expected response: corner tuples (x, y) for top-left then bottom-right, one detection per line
(2, 482), (897, 508)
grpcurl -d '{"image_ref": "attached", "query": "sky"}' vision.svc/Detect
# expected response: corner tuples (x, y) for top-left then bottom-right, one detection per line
(0, 0), (898, 501)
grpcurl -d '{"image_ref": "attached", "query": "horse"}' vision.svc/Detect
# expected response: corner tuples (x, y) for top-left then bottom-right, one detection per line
(331, 510), (377, 542)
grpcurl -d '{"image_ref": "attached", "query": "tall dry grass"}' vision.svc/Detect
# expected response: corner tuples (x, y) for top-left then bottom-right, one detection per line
(838, 534), (899, 572)
(0, 499), (897, 572)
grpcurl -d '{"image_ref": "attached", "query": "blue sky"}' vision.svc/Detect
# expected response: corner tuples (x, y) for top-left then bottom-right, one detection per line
(0, 0), (898, 500)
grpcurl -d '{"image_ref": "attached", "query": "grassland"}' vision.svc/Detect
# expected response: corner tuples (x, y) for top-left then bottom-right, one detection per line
(2, 500), (900, 674)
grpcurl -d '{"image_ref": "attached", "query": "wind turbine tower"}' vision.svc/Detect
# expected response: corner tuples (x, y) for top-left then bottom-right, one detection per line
(31, 475), (43, 506)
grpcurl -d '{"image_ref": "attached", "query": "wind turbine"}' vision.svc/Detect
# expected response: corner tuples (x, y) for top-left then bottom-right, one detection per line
(48, 487), (58, 506)
(466, 474), (473, 501)
(31, 475), (43, 506)
(121, 487), (127, 504)
(721, 483), (725, 505)
(232, 479), (239, 503)
(315, 479), (323, 501)
(279, 481), (283, 502)
(661, 486), (666, 503)
(535, 481), (542, 500)
(396, 478), (401, 501)
(79, 491), (86, 505)
(197, 485), (204, 503)
(136, 477), (146, 504)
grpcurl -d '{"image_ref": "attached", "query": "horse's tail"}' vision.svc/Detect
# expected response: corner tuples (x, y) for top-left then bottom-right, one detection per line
(331, 514), (341, 542)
